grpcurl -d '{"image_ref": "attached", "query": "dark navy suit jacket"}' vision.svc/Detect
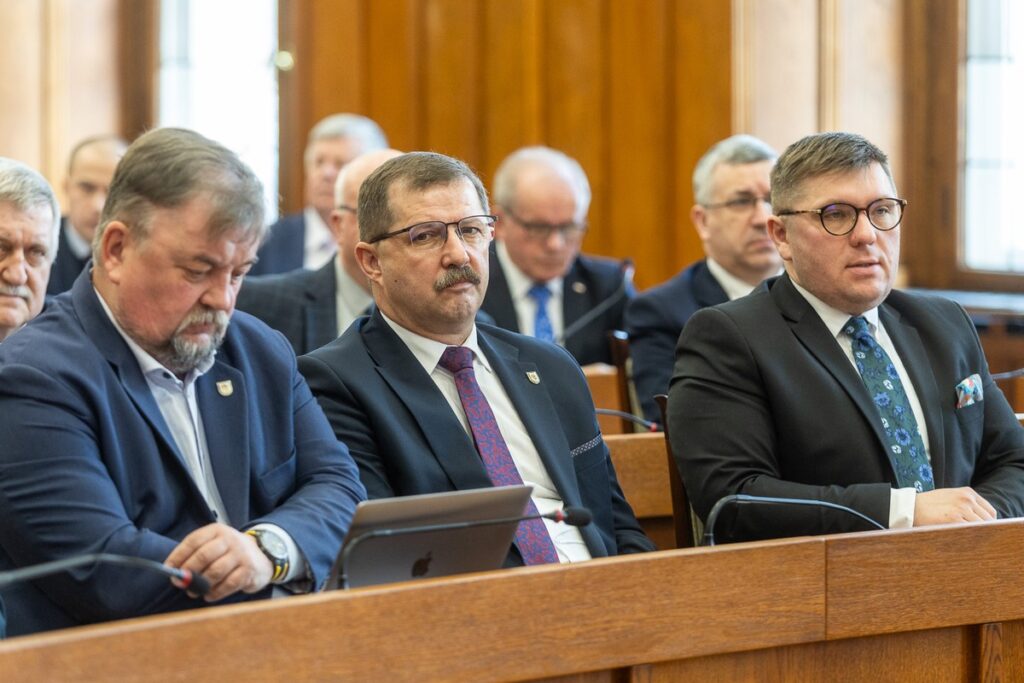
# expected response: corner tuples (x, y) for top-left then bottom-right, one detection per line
(668, 274), (1024, 543)
(624, 260), (727, 423)
(482, 245), (633, 366)
(0, 272), (366, 636)
(250, 212), (306, 276)
(46, 218), (89, 295)
(298, 311), (655, 561)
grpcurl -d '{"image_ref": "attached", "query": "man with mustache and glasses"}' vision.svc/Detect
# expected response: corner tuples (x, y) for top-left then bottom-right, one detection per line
(668, 132), (1024, 543)
(0, 158), (60, 344)
(0, 128), (366, 637)
(300, 152), (654, 566)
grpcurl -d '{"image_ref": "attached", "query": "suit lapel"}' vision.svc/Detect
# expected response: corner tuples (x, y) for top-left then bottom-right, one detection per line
(195, 362), (250, 525)
(304, 261), (339, 350)
(362, 313), (493, 491)
(881, 304), (946, 484)
(692, 261), (729, 308)
(561, 259), (591, 359)
(484, 246), (521, 332)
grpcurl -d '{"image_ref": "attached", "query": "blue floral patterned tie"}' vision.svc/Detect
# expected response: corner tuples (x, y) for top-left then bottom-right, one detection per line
(439, 346), (559, 564)
(845, 316), (935, 492)
(528, 284), (555, 343)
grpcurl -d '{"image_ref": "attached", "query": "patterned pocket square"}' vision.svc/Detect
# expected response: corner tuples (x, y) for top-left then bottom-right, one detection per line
(955, 373), (984, 409)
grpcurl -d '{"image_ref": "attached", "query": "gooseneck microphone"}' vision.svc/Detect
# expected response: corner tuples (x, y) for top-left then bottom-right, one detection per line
(594, 408), (659, 432)
(338, 506), (592, 589)
(0, 553), (211, 596)
(702, 494), (886, 546)
(557, 259), (635, 346)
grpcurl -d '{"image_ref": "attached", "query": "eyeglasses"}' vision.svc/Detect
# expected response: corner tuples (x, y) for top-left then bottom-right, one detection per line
(703, 195), (772, 213)
(776, 197), (907, 236)
(502, 206), (587, 242)
(368, 215), (496, 250)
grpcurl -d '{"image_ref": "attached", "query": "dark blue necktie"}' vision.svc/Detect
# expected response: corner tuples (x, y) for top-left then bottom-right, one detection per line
(528, 284), (555, 343)
(844, 316), (935, 492)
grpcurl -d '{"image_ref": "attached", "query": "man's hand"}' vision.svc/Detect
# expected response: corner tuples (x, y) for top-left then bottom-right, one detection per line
(913, 487), (997, 526)
(164, 523), (274, 602)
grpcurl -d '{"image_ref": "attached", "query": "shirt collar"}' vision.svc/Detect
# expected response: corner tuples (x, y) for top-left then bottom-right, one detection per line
(378, 310), (493, 376)
(788, 278), (880, 339)
(495, 240), (564, 299)
(705, 258), (775, 301)
(94, 286), (215, 386)
(64, 221), (93, 260)
(334, 255), (373, 309)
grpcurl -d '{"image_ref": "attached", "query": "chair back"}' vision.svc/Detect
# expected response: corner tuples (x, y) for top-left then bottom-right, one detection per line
(655, 394), (699, 548)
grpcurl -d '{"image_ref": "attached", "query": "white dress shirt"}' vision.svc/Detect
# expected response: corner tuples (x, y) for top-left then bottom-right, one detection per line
(334, 256), (374, 336)
(790, 280), (927, 528)
(63, 221), (93, 260)
(380, 312), (592, 562)
(495, 241), (566, 342)
(706, 257), (779, 301)
(302, 206), (337, 270)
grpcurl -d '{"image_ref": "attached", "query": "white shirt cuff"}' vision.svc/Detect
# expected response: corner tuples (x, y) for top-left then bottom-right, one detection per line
(249, 522), (308, 585)
(888, 487), (917, 529)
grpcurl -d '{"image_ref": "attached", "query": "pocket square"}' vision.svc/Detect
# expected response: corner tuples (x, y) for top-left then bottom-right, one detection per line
(955, 373), (984, 408)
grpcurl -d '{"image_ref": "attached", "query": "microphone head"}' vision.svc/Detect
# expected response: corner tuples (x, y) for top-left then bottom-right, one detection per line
(559, 506), (592, 527)
(178, 568), (211, 596)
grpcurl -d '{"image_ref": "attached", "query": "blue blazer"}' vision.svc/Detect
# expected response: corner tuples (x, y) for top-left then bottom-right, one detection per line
(0, 271), (366, 636)
(482, 246), (634, 366)
(624, 260), (728, 423)
(46, 218), (89, 295)
(250, 212), (306, 276)
(298, 311), (655, 561)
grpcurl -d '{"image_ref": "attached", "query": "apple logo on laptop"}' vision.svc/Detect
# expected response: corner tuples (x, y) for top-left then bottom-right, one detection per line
(411, 551), (433, 577)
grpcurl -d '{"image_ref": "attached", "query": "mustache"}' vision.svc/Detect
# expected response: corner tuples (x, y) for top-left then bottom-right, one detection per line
(174, 307), (230, 336)
(434, 265), (481, 292)
(0, 285), (31, 300)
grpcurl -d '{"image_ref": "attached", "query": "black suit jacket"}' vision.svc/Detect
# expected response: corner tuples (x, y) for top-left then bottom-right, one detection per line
(251, 212), (306, 276)
(237, 260), (340, 355)
(298, 311), (655, 560)
(667, 274), (1024, 542)
(46, 218), (89, 295)
(482, 245), (633, 366)
(624, 259), (728, 423)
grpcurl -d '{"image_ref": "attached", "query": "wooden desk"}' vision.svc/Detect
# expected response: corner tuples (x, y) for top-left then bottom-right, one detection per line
(4, 522), (1024, 681)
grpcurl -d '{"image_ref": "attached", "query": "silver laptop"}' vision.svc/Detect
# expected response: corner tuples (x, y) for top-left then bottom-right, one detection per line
(327, 485), (533, 589)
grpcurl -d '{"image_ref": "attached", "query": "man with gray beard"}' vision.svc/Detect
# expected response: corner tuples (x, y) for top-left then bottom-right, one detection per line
(0, 128), (366, 637)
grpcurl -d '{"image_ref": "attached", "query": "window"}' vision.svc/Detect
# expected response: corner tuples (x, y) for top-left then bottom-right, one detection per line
(157, 0), (279, 221)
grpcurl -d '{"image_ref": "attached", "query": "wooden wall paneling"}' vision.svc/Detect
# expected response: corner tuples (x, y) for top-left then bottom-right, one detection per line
(307, 0), (365, 122)
(365, 0), (424, 153)
(605, 0), (672, 288)
(481, 0), (543, 188)
(278, 0), (311, 215)
(669, 0), (733, 288)
(421, 0), (483, 165)
(542, 1), (608, 260)
(0, 1), (45, 168)
(117, 0), (157, 141)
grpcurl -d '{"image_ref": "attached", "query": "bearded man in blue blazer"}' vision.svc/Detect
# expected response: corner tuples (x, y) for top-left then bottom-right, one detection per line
(299, 152), (654, 564)
(0, 128), (366, 637)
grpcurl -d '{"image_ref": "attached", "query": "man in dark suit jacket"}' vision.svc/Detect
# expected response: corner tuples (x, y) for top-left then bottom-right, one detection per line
(300, 152), (654, 564)
(47, 135), (126, 294)
(0, 129), (365, 636)
(625, 135), (779, 423)
(668, 132), (1024, 543)
(251, 113), (388, 275)
(482, 146), (632, 366)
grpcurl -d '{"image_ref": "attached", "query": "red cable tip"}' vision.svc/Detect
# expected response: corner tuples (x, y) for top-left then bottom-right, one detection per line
(179, 568), (193, 589)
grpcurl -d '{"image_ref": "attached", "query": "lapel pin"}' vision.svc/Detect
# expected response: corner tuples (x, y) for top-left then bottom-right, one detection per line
(216, 380), (234, 397)
(572, 281), (587, 294)
(526, 371), (540, 384)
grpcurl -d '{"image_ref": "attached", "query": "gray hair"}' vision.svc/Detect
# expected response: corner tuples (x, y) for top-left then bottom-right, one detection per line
(304, 113), (388, 165)
(95, 128), (265, 258)
(692, 134), (777, 205)
(492, 146), (591, 224)
(0, 157), (61, 261)
(358, 152), (489, 242)
(771, 131), (894, 210)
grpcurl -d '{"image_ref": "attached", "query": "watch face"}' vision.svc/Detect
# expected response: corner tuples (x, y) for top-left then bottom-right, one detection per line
(259, 531), (288, 558)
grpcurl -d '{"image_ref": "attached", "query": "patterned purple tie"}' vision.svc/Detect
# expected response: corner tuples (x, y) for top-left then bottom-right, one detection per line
(438, 346), (559, 565)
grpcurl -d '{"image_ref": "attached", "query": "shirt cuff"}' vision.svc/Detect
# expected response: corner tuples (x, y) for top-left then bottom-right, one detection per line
(249, 522), (310, 587)
(888, 487), (917, 529)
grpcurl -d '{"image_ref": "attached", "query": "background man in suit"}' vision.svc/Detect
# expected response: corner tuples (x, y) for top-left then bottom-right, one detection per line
(0, 157), (60, 342)
(299, 152), (654, 564)
(668, 131), (1024, 543)
(237, 148), (402, 354)
(0, 128), (366, 636)
(251, 113), (388, 275)
(47, 135), (128, 295)
(625, 135), (780, 424)
(483, 146), (633, 366)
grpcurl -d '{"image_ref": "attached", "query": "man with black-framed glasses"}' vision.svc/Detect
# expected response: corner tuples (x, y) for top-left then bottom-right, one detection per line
(483, 146), (633, 366)
(625, 134), (780, 424)
(299, 152), (654, 565)
(668, 131), (1024, 543)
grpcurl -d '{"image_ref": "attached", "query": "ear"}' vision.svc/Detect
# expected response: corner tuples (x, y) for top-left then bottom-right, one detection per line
(690, 203), (710, 241)
(327, 209), (344, 244)
(493, 206), (508, 240)
(355, 241), (383, 284)
(99, 221), (131, 284)
(767, 215), (792, 262)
